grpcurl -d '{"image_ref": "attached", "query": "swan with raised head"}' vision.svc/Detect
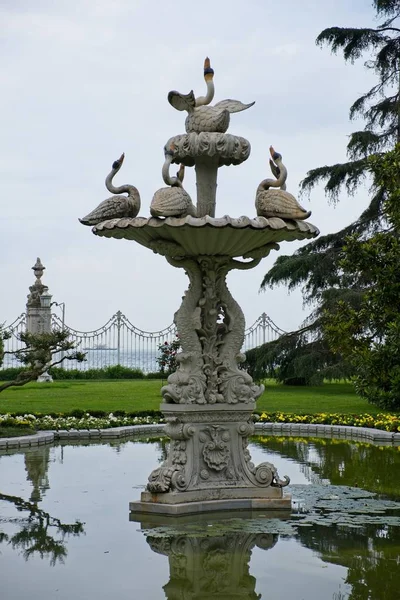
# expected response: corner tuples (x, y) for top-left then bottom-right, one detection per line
(150, 145), (196, 218)
(168, 57), (254, 133)
(255, 146), (311, 220)
(79, 154), (141, 226)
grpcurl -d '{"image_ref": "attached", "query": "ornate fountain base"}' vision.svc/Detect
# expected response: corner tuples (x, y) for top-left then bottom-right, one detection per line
(130, 403), (291, 516)
(93, 216), (319, 517)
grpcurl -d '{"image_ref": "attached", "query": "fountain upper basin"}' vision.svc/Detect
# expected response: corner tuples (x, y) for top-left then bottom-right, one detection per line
(93, 215), (319, 259)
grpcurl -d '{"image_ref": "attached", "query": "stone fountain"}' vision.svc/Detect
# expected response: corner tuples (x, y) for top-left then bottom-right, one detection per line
(80, 58), (319, 515)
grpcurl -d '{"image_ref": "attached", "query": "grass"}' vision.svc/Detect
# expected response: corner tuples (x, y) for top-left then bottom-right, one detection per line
(0, 379), (390, 416)
(0, 427), (34, 438)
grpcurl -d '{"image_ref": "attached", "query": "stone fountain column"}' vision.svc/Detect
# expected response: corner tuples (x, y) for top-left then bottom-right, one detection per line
(84, 58), (319, 515)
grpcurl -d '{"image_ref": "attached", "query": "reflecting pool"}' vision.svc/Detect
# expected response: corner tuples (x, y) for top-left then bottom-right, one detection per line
(1, 435), (399, 599)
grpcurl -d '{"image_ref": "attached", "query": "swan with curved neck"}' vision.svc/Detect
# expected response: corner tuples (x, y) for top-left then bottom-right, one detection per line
(255, 146), (311, 220)
(168, 57), (254, 134)
(194, 57), (215, 107)
(151, 144), (196, 218)
(80, 154), (141, 226)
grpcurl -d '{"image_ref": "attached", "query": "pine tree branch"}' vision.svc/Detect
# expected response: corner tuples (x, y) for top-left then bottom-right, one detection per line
(349, 72), (397, 120)
(376, 26), (400, 33)
(316, 27), (390, 62)
(300, 159), (368, 201)
(347, 131), (388, 159)
(364, 95), (399, 130)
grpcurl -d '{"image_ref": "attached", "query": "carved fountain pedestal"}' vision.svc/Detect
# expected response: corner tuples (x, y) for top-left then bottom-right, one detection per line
(86, 57), (319, 515)
(95, 209), (317, 515)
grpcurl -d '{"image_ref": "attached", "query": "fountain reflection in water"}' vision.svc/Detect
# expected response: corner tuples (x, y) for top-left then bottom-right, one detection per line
(145, 528), (277, 600)
(1, 436), (400, 600)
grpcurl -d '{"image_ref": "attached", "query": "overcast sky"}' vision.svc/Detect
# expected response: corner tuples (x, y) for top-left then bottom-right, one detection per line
(1, 0), (377, 334)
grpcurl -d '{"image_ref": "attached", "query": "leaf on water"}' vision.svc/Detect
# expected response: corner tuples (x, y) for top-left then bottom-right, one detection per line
(139, 484), (400, 539)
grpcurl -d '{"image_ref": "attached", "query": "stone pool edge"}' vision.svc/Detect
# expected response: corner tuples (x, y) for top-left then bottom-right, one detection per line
(0, 422), (399, 449)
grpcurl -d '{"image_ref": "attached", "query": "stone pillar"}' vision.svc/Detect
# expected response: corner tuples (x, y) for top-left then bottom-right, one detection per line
(26, 258), (53, 382)
(195, 155), (219, 217)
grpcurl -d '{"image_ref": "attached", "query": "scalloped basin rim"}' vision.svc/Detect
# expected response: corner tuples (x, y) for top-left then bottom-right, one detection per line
(92, 215), (319, 258)
(93, 214), (320, 232)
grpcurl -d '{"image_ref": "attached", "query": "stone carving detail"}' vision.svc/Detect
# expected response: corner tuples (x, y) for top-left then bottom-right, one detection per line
(149, 239), (186, 258)
(255, 146), (311, 220)
(242, 242), (280, 260)
(147, 443), (188, 493)
(150, 146), (197, 218)
(240, 430), (290, 488)
(26, 258), (47, 308)
(219, 368), (262, 404)
(164, 418), (195, 440)
(165, 132), (251, 167)
(237, 421), (255, 437)
(160, 254), (264, 405)
(162, 352), (206, 404)
(200, 426), (230, 471)
(147, 417), (196, 493)
(197, 256), (227, 404)
(147, 419), (196, 493)
(166, 411), (252, 424)
(80, 153), (141, 226)
(168, 57), (254, 135)
(200, 468), (210, 480)
(147, 464), (181, 493)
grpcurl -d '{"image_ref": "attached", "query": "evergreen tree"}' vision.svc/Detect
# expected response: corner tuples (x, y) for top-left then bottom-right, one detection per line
(255, 1), (400, 384)
(323, 146), (400, 410)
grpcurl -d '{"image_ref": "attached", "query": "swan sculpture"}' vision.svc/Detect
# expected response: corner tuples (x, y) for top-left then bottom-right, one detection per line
(255, 146), (311, 220)
(150, 145), (196, 218)
(79, 154), (141, 226)
(168, 57), (255, 133)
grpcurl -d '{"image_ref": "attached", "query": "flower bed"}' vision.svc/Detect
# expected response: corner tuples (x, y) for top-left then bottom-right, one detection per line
(0, 411), (399, 433)
(255, 412), (400, 433)
(0, 412), (163, 431)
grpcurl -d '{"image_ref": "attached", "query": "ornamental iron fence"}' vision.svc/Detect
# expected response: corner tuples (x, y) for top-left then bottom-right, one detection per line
(1, 311), (285, 374)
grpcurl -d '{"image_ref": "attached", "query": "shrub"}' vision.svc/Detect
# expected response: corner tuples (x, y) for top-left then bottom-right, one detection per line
(103, 365), (143, 379)
(0, 367), (25, 380)
(283, 377), (308, 386)
(145, 372), (166, 379)
(156, 338), (180, 374)
(48, 366), (144, 380)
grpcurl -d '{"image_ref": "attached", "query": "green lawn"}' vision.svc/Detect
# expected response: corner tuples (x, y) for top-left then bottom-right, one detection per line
(0, 379), (388, 415)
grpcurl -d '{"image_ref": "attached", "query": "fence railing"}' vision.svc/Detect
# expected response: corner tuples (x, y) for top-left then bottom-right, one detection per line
(2, 311), (285, 374)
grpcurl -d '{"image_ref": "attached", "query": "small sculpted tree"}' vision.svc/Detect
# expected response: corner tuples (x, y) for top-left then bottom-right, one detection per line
(0, 329), (86, 393)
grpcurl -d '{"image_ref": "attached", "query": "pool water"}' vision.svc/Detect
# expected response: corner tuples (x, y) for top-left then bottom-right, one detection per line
(1, 435), (399, 600)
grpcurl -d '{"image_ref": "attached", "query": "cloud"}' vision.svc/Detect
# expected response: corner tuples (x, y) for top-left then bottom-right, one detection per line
(0, 0), (379, 335)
